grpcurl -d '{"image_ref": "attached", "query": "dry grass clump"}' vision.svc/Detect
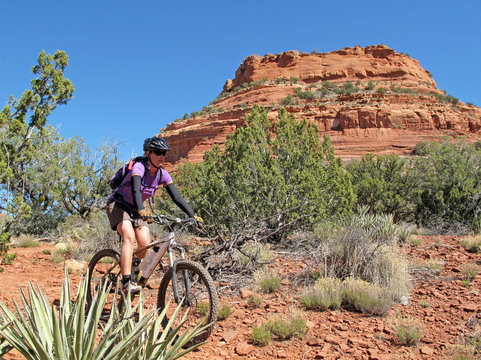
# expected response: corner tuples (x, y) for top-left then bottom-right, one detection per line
(12, 234), (39, 248)
(387, 312), (423, 346)
(253, 267), (281, 293)
(250, 310), (307, 346)
(341, 278), (394, 316)
(444, 343), (477, 360)
(237, 241), (275, 266)
(461, 263), (479, 284)
(313, 208), (411, 302)
(460, 235), (481, 253)
(300, 277), (342, 311)
(300, 277), (394, 316)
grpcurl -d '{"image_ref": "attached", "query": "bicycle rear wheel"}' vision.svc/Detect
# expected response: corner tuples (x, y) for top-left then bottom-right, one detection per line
(157, 259), (218, 346)
(86, 249), (122, 321)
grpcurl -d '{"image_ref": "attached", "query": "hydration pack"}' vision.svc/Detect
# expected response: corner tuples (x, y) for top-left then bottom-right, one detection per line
(108, 156), (147, 190)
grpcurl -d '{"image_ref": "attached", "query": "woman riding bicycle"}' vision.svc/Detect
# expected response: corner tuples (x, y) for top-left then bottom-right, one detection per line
(106, 137), (201, 294)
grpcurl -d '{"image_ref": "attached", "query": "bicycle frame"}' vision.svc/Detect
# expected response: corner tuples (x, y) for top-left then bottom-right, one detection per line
(98, 217), (193, 304)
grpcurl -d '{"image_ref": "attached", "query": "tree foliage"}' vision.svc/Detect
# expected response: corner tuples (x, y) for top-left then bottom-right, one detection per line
(157, 106), (355, 272)
(0, 50), (74, 253)
(347, 141), (481, 233)
(346, 154), (416, 222)
(411, 141), (481, 232)
(0, 51), (120, 257)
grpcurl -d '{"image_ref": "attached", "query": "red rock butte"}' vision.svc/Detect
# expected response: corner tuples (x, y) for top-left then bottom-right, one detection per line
(158, 45), (481, 168)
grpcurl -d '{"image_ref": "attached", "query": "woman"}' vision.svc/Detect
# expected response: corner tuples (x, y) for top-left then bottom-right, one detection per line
(106, 137), (201, 293)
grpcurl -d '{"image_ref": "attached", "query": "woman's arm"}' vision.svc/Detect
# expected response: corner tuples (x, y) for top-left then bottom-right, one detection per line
(165, 183), (194, 217)
(131, 175), (144, 213)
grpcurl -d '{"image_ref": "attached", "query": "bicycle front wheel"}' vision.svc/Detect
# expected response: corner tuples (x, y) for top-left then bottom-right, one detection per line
(86, 248), (122, 320)
(157, 259), (218, 346)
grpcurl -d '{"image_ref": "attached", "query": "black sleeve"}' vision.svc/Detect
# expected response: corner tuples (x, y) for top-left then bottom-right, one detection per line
(131, 175), (144, 212)
(165, 183), (195, 217)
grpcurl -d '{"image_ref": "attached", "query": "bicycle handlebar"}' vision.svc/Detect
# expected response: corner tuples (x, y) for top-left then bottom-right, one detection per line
(145, 214), (198, 228)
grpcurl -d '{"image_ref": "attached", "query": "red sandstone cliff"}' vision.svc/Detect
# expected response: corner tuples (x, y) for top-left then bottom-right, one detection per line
(158, 45), (481, 166)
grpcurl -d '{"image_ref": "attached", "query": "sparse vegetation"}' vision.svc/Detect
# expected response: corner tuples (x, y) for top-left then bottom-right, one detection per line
(342, 278), (394, 316)
(281, 95), (295, 106)
(217, 304), (232, 321)
(387, 313), (423, 346)
(444, 343), (477, 360)
(247, 295), (263, 308)
(409, 236), (422, 247)
(237, 241), (275, 267)
(1, 253), (16, 265)
(12, 234), (39, 248)
(460, 236), (481, 253)
(312, 207), (411, 301)
(300, 277), (342, 311)
(250, 325), (271, 346)
(266, 313), (306, 340)
(460, 263), (479, 283)
(254, 268), (281, 293)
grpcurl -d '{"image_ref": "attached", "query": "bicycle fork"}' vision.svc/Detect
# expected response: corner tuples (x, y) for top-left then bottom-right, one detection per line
(168, 247), (193, 306)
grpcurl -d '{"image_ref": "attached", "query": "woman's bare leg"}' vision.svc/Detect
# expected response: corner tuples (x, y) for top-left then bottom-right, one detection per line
(117, 220), (136, 276)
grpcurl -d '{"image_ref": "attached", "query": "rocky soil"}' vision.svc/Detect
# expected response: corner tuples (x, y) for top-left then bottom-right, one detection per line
(1, 235), (481, 359)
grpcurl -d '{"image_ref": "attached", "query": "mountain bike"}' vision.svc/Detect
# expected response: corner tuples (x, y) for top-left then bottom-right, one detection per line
(86, 214), (218, 346)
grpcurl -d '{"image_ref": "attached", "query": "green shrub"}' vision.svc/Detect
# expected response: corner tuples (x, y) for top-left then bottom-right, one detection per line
(1, 252), (17, 265)
(342, 278), (394, 316)
(366, 80), (375, 90)
(162, 106), (354, 269)
(376, 87), (387, 94)
(281, 95), (295, 106)
(247, 295), (263, 308)
(339, 81), (360, 95)
(250, 325), (271, 346)
(387, 313), (423, 346)
(294, 88), (316, 99)
(346, 154), (416, 222)
(197, 301), (210, 316)
(265, 314), (306, 340)
(254, 268), (281, 293)
(300, 277), (342, 311)
(412, 141), (481, 232)
(217, 304), (232, 321)
(409, 236), (422, 246)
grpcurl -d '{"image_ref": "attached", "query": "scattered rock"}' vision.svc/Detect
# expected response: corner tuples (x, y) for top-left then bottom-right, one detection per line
(235, 342), (255, 356)
(420, 346), (434, 356)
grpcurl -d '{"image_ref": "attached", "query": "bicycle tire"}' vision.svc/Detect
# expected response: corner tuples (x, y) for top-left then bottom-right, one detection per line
(86, 248), (121, 320)
(157, 259), (218, 346)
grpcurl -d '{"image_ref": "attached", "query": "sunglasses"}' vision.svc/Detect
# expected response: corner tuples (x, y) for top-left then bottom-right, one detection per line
(152, 150), (167, 156)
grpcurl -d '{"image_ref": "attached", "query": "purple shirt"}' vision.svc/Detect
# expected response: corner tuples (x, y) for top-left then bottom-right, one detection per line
(112, 160), (172, 208)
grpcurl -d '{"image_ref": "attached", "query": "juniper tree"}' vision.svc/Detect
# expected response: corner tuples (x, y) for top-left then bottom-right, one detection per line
(157, 105), (355, 271)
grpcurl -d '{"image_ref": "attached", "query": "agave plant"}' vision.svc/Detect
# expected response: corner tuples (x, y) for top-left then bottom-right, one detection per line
(0, 269), (206, 360)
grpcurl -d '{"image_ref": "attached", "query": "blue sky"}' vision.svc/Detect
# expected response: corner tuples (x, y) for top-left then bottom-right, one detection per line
(1, 0), (480, 161)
